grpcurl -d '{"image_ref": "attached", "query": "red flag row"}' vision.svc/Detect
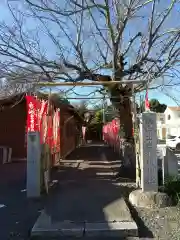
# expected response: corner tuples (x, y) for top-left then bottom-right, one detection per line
(25, 95), (60, 154)
(102, 118), (121, 151)
(102, 118), (134, 152)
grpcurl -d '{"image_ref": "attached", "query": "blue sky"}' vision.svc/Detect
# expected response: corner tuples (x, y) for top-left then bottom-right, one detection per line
(140, 89), (179, 106)
(0, 0), (179, 107)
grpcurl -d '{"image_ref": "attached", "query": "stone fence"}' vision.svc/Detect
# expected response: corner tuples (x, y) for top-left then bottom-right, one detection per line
(157, 145), (179, 185)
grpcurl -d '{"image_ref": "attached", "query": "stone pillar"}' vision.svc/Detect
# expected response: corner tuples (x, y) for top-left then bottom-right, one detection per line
(27, 132), (41, 198)
(140, 112), (158, 192)
(157, 145), (166, 185)
(165, 147), (178, 177)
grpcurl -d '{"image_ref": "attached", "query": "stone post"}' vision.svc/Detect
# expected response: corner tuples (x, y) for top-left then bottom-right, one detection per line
(129, 115), (172, 208)
(163, 147), (178, 183)
(27, 132), (41, 198)
(140, 112), (158, 192)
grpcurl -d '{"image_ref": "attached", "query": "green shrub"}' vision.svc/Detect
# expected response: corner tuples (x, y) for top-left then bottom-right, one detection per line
(163, 175), (180, 204)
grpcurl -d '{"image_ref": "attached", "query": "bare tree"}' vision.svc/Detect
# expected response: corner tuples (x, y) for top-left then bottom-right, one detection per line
(0, 63), (46, 98)
(0, 0), (179, 142)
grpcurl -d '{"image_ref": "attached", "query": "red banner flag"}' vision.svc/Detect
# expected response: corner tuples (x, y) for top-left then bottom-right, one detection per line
(46, 115), (53, 152)
(112, 119), (118, 135)
(52, 109), (60, 152)
(39, 100), (48, 129)
(56, 109), (60, 152)
(39, 100), (48, 143)
(145, 91), (150, 111)
(26, 95), (38, 132)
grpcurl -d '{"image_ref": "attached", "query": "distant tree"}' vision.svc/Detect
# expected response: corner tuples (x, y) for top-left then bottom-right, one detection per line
(50, 93), (70, 105)
(37, 91), (70, 106)
(75, 101), (88, 118)
(91, 104), (118, 124)
(93, 109), (103, 124)
(149, 99), (167, 113)
(138, 98), (167, 113)
(159, 104), (167, 113)
(73, 101), (95, 124)
(105, 105), (119, 122)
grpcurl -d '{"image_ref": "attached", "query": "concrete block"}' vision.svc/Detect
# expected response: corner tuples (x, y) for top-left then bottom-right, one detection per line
(31, 210), (84, 238)
(103, 198), (133, 222)
(85, 221), (138, 237)
(129, 189), (172, 208)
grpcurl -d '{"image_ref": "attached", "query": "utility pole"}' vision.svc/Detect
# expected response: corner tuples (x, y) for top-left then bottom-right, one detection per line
(140, 95), (142, 112)
(102, 96), (106, 141)
(102, 96), (106, 124)
(133, 94), (141, 187)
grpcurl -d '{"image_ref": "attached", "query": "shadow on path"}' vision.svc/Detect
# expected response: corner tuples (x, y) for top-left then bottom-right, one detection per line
(46, 143), (154, 238)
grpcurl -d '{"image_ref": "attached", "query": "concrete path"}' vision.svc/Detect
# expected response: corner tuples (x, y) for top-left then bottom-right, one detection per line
(31, 143), (138, 238)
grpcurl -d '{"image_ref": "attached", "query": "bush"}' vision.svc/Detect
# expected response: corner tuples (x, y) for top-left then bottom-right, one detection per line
(163, 175), (180, 204)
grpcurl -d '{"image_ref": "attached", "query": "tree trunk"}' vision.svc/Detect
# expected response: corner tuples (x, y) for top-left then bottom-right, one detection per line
(119, 96), (136, 169)
(119, 96), (133, 142)
(108, 81), (135, 168)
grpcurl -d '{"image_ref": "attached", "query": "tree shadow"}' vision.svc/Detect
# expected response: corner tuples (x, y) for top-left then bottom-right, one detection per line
(46, 144), (154, 238)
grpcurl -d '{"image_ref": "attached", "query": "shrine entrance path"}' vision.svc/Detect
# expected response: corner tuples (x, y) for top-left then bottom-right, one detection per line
(31, 143), (138, 239)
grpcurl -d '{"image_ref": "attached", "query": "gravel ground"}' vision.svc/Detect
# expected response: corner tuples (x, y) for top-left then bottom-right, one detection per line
(134, 205), (180, 239)
(119, 182), (180, 240)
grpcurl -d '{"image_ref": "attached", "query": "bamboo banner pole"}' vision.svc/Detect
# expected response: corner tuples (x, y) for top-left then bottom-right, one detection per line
(35, 80), (146, 86)
(57, 97), (132, 99)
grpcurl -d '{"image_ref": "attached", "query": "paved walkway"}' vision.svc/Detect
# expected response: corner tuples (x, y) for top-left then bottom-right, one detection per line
(32, 143), (138, 238)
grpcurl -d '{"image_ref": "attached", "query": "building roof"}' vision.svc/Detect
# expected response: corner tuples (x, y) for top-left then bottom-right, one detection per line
(0, 93), (26, 110)
(167, 106), (180, 111)
(0, 92), (83, 122)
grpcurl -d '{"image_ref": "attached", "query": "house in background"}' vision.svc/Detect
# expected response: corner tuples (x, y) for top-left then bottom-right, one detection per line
(164, 106), (180, 137)
(157, 113), (165, 124)
(156, 107), (180, 139)
(156, 113), (166, 139)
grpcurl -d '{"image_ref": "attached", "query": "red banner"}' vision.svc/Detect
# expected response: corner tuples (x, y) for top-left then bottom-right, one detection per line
(52, 109), (60, 152)
(103, 118), (121, 148)
(39, 100), (48, 129)
(26, 95), (38, 132)
(46, 114), (53, 152)
(145, 91), (150, 111)
(26, 96), (61, 159)
(112, 119), (117, 135)
(39, 100), (48, 143)
(56, 109), (60, 152)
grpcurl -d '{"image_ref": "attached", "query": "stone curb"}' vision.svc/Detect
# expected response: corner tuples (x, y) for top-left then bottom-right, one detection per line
(85, 221), (138, 237)
(129, 189), (172, 208)
(31, 213), (138, 238)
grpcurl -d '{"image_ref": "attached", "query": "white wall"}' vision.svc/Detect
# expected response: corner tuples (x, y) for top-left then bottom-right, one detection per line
(164, 108), (180, 136)
(156, 113), (166, 139)
(156, 113), (165, 124)
(165, 108), (180, 123)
